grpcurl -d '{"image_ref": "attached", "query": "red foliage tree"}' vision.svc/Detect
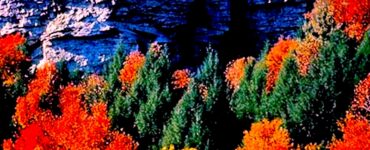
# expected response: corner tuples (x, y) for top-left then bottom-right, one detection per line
(14, 62), (57, 127)
(328, 0), (370, 40)
(352, 73), (370, 113)
(237, 118), (292, 150)
(119, 50), (146, 90)
(0, 33), (28, 86)
(266, 38), (299, 92)
(329, 113), (370, 150)
(172, 69), (191, 90)
(4, 63), (138, 150)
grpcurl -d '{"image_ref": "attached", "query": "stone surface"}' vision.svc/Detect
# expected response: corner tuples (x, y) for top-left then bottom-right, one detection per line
(0, 0), (313, 73)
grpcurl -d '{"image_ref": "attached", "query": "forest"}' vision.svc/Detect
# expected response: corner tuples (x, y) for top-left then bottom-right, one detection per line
(0, 0), (369, 149)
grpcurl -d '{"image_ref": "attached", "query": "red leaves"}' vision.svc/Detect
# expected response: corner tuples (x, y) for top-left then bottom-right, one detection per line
(5, 63), (138, 150)
(0, 33), (28, 86)
(352, 73), (370, 112)
(266, 38), (299, 92)
(330, 113), (370, 150)
(119, 50), (146, 90)
(172, 69), (191, 90)
(14, 62), (57, 127)
(237, 118), (292, 150)
(330, 74), (370, 150)
(328, 0), (370, 40)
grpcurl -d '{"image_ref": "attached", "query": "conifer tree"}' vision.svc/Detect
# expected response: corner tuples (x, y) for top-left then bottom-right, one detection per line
(161, 49), (222, 149)
(109, 43), (172, 149)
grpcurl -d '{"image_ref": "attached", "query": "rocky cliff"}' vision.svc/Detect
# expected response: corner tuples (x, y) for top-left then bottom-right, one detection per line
(0, 0), (313, 73)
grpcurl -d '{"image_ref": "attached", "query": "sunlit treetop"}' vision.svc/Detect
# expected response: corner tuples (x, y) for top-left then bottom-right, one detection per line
(236, 118), (292, 150)
(119, 50), (146, 91)
(266, 38), (299, 92)
(225, 57), (255, 90)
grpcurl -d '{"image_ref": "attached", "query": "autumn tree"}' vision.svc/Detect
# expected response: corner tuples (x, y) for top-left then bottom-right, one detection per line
(3, 62), (137, 149)
(328, 0), (370, 41)
(329, 113), (370, 150)
(119, 50), (146, 91)
(236, 118), (292, 150)
(265, 38), (299, 92)
(0, 33), (30, 142)
(225, 57), (256, 90)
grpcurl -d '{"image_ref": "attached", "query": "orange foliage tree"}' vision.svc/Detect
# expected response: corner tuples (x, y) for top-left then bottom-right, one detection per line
(225, 57), (246, 90)
(172, 69), (191, 89)
(266, 38), (299, 92)
(237, 118), (292, 150)
(119, 50), (146, 90)
(295, 35), (322, 75)
(4, 62), (137, 149)
(328, 0), (370, 41)
(329, 113), (370, 150)
(224, 57), (255, 90)
(0, 33), (28, 86)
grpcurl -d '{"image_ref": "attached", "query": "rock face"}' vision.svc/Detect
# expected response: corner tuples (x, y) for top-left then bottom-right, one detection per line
(0, 0), (313, 73)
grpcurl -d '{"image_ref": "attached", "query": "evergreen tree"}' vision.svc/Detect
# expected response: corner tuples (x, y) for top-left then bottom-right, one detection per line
(161, 49), (222, 149)
(109, 44), (172, 149)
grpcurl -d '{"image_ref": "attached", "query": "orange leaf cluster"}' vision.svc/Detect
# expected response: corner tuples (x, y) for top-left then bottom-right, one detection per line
(0, 33), (28, 86)
(352, 73), (370, 112)
(329, 113), (370, 150)
(119, 50), (146, 90)
(295, 35), (322, 75)
(172, 69), (191, 89)
(4, 63), (137, 149)
(266, 38), (299, 92)
(224, 57), (255, 90)
(237, 118), (292, 150)
(328, 0), (370, 40)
